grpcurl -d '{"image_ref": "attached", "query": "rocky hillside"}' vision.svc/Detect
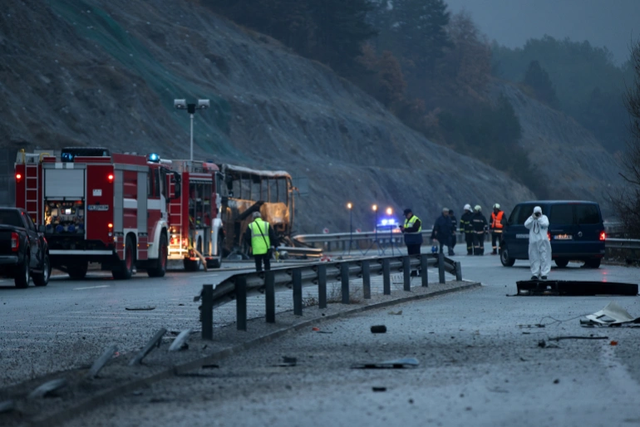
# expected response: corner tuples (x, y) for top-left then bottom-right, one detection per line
(494, 82), (624, 210)
(0, 0), (620, 233)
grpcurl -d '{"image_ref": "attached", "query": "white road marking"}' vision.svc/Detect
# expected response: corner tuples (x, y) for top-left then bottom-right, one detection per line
(73, 285), (112, 291)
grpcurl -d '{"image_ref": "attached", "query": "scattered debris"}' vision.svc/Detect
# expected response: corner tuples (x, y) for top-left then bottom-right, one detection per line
(518, 324), (545, 329)
(28, 379), (68, 399)
(372, 387), (387, 392)
(371, 325), (387, 334)
(537, 340), (559, 349)
(168, 329), (192, 352)
(548, 335), (608, 341)
(516, 280), (638, 296)
(129, 328), (167, 366)
(388, 310), (403, 315)
(275, 356), (297, 367)
(125, 306), (156, 311)
(312, 327), (320, 331)
(553, 379), (560, 384)
(352, 357), (419, 369)
(0, 400), (15, 414)
(610, 340), (619, 346)
(87, 344), (118, 379)
(581, 302), (640, 327)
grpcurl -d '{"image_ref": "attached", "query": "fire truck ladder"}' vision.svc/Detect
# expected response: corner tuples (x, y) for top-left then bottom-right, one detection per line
(24, 154), (41, 221)
(169, 191), (186, 256)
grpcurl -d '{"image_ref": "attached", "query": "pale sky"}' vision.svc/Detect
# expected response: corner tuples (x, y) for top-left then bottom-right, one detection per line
(444, 0), (640, 64)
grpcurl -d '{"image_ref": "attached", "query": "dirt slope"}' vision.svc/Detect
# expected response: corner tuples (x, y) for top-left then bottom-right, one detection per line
(3, 0), (609, 234)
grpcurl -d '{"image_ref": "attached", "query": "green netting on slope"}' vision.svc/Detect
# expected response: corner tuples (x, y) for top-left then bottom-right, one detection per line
(49, 0), (237, 157)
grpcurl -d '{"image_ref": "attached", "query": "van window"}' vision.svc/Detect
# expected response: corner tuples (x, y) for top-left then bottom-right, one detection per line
(515, 204), (536, 225)
(549, 205), (574, 224)
(576, 204), (601, 224)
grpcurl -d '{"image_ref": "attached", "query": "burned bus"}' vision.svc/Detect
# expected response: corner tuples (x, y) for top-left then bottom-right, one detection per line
(218, 164), (295, 257)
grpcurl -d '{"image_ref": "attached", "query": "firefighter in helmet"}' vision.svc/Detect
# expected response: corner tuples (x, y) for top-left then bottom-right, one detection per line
(471, 205), (488, 255)
(489, 203), (506, 255)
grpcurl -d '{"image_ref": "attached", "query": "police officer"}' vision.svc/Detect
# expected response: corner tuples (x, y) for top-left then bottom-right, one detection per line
(401, 208), (423, 255)
(471, 205), (488, 255)
(244, 211), (277, 272)
(459, 204), (474, 255)
(489, 203), (506, 255)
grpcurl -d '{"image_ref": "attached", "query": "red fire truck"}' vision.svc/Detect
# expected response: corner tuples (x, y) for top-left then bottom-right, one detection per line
(14, 147), (176, 280)
(166, 159), (224, 271)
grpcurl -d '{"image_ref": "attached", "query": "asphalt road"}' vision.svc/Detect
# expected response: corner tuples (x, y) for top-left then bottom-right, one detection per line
(60, 255), (640, 427)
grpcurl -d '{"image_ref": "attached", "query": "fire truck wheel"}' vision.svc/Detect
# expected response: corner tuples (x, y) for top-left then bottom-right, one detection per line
(113, 236), (135, 280)
(148, 234), (168, 278)
(14, 254), (30, 288)
(68, 262), (88, 280)
(33, 254), (51, 287)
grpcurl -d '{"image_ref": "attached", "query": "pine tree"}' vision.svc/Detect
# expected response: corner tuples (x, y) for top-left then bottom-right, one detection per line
(522, 60), (560, 109)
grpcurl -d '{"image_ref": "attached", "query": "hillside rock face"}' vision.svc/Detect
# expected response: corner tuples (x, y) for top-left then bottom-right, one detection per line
(1, 0), (611, 234)
(494, 83), (624, 215)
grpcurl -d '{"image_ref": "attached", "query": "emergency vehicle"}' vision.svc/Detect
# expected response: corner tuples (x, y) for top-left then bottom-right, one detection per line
(166, 159), (224, 271)
(14, 147), (176, 280)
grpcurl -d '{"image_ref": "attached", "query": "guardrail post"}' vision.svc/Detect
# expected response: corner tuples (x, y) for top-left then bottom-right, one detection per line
(293, 269), (303, 315)
(403, 256), (411, 291)
(420, 254), (429, 287)
(438, 252), (445, 284)
(383, 258), (391, 295)
(318, 264), (327, 309)
(455, 262), (462, 281)
(236, 276), (247, 331)
(341, 263), (350, 304)
(362, 260), (371, 299)
(202, 284), (214, 340)
(265, 271), (275, 323)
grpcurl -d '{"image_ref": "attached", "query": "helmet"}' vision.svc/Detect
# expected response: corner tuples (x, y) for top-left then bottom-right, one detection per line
(493, 203), (500, 209)
(463, 204), (471, 211)
(474, 205), (482, 211)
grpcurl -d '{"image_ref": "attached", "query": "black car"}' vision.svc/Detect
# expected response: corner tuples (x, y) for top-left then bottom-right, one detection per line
(0, 208), (51, 288)
(500, 200), (606, 269)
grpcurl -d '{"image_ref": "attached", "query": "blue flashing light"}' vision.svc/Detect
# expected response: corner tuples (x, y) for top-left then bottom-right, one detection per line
(378, 218), (397, 227)
(148, 153), (161, 163)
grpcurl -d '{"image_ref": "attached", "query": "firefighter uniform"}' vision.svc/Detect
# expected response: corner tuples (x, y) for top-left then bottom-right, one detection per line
(471, 205), (488, 255)
(489, 203), (506, 255)
(459, 204), (474, 255)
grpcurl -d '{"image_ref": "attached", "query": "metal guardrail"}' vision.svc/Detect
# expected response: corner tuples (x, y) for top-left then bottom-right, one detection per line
(294, 232), (640, 252)
(605, 238), (640, 250)
(197, 253), (461, 339)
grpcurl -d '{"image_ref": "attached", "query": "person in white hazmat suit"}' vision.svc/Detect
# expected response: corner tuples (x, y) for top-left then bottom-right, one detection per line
(524, 206), (552, 279)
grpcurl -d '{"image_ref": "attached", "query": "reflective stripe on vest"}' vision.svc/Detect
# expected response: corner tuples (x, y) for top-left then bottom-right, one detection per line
(491, 211), (504, 231)
(403, 215), (422, 234)
(249, 219), (270, 255)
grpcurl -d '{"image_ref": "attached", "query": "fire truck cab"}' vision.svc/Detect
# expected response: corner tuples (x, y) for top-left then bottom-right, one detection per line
(167, 159), (224, 271)
(15, 148), (176, 280)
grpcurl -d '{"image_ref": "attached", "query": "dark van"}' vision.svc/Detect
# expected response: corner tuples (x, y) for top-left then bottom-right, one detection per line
(500, 201), (605, 269)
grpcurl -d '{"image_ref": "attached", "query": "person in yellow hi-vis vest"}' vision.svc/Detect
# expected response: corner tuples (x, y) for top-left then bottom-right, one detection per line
(244, 211), (277, 272)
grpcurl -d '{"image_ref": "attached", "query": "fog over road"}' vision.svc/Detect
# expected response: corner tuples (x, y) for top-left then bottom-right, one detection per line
(54, 255), (640, 427)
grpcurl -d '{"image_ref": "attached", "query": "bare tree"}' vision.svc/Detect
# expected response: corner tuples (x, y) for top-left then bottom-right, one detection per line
(612, 41), (640, 237)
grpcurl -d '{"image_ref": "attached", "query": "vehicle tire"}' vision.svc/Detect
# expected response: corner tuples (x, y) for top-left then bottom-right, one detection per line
(555, 258), (569, 268)
(584, 258), (601, 269)
(113, 236), (135, 280)
(68, 261), (88, 280)
(499, 245), (515, 267)
(33, 253), (51, 287)
(14, 254), (30, 288)
(147, 233), (168, 278)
